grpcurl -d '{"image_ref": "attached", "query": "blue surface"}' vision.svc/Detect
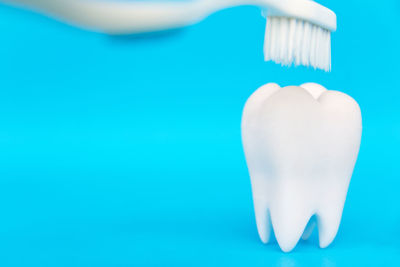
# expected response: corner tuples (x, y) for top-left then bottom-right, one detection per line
(0, 1), (399, 266)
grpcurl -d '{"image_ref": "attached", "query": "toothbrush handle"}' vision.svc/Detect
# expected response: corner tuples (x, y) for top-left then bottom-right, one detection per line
(1, 0), (211, 34)
(1, 0), (336, 33)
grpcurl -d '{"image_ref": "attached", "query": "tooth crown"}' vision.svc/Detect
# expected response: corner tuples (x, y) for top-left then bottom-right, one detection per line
(241, 83), (362, 252)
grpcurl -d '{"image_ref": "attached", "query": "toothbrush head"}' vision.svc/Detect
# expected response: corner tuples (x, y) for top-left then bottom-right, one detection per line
(263, 0), (337, 71)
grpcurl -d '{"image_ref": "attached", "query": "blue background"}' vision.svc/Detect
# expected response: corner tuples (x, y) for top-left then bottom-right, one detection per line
(0, 0), (399, 266)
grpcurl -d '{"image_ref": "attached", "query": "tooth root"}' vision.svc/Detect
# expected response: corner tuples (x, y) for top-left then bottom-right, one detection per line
(250, 176), (272, 244)
(270, 207), (311, 252)
(269, 181), (313, 252)
(317, 184), (348, 248)
(317, 203), (345, 248)
(253, 198), (271, 244)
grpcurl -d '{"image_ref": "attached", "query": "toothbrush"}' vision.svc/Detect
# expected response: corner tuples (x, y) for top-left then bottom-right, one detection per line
(2, 0), (336, 70)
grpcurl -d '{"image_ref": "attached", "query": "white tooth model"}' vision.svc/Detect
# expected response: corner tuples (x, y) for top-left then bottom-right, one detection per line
(241, 83), (362, 252)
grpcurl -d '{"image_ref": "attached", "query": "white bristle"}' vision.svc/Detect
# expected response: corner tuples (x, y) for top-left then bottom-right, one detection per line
(264, 17), (332, 71)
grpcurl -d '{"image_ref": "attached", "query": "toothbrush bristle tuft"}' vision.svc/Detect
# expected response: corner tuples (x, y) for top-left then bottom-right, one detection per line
(264, 17), (331, 71)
